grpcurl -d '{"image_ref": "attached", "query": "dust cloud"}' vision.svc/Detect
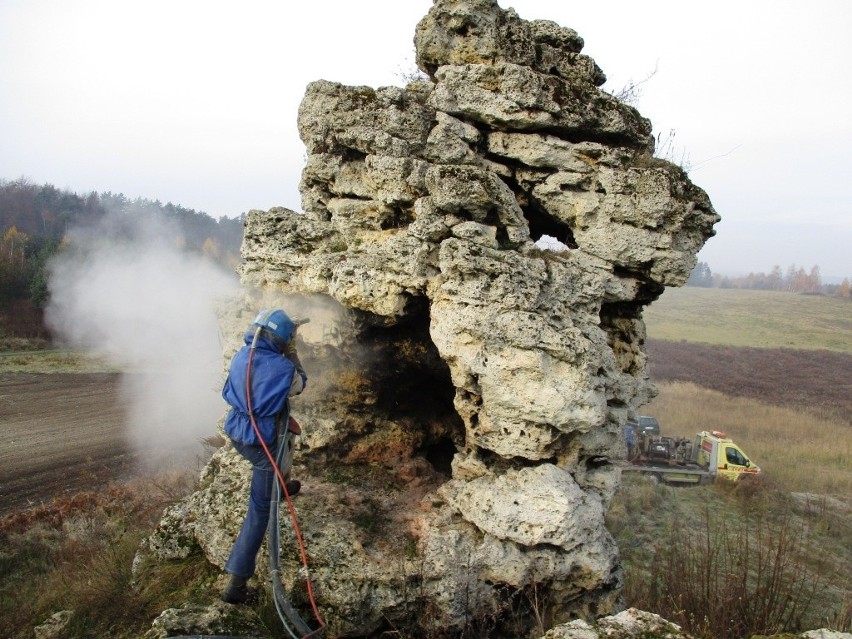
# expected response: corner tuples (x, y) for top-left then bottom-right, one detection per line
(278, 295), (351, 353)
(45, 211), (239, 470)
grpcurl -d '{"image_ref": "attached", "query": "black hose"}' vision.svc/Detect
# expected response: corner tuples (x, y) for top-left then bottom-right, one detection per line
(267, 415), (313, 639)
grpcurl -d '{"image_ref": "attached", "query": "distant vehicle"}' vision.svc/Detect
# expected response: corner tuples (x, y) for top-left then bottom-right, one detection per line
(620, 429), (761, 485)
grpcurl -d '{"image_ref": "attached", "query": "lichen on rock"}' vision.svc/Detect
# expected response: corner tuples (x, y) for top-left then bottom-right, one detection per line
(143, 0), (719, 636)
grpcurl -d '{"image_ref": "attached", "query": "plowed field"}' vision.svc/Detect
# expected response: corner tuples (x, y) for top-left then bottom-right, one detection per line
(646, 339), (852, 421)
(0, 372), (132, 516)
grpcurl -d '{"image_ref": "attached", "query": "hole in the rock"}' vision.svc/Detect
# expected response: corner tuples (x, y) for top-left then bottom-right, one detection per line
(585, 455), (610, 469)
(379, 205), (415, 230)
(341, 146), (367, 162)
(421, 436), (456, 475)
(536, 234), (570, 252)
(357, 305), (465, 464)
(520, 194), (577, 249)
(476, 447), (557, 472)
(599, 301), (637, 343)
(599, 301), (645, 375)
(611, 265), (665, 303)
(494, 172), (577, 249)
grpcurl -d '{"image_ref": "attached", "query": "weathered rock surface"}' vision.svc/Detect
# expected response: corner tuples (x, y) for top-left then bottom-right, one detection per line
(33, 611), (73, 639)
(800, 631), (852, 639)
(541, 608), (689, 639)
(143, 601), (271, 639)
(141, 0), (719, 637)
(540, 609), (852, 639)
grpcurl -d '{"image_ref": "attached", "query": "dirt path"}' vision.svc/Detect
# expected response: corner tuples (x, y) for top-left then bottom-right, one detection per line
(0, 372), (134, 516)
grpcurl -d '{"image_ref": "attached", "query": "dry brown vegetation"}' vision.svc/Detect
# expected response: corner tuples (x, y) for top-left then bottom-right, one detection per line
(609, 477), (852, 638)
(0, 471), (214, 639)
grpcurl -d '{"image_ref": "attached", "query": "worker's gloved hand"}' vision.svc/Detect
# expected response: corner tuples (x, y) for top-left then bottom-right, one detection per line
(283, 340), (307, 386)
(282, 340), (301, 365)
(283, 318), (309, 376)
(282, 338), (298, 358)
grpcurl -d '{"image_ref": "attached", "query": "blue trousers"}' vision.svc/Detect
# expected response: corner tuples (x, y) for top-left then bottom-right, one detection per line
(225, 439), (276, 578)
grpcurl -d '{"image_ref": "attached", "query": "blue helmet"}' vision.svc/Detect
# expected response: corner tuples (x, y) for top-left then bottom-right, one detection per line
(253, 308), (296, 344)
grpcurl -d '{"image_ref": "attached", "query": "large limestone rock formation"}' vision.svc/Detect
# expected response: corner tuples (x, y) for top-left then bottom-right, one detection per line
(141, 1), (718, 636)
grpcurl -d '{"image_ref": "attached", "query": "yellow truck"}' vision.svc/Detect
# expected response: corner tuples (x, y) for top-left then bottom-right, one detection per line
(621, 428), (761, 485)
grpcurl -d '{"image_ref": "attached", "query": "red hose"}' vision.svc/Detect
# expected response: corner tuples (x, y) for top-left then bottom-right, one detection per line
(246, 347), (326, 635)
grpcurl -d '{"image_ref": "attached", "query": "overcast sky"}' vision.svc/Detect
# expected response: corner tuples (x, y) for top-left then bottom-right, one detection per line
(1, 0), (850, 279)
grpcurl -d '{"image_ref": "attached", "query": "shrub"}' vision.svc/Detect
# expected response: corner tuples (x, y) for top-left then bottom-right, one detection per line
(625, 502), (827, 639)
(0, 473), (206, 639)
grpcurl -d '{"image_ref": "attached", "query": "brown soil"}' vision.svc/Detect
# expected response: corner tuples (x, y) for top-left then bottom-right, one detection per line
(647, 339), (852, 422)
(0, 372), (134, 516)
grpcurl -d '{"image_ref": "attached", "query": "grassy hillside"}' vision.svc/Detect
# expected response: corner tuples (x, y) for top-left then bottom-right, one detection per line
(643, 288), (851, 353)
(609, 475), (852, 637)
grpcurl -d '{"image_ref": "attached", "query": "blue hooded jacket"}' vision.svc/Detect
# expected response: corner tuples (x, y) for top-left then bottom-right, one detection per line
(222, 332), (306, 445)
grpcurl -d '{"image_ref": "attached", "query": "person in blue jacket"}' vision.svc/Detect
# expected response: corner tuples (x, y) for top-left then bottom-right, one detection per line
(220, 308), (308, 604)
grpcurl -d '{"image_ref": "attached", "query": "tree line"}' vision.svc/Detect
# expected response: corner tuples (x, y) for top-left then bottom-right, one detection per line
(686, 261), (850, 297)
(0, 177), (244, 313)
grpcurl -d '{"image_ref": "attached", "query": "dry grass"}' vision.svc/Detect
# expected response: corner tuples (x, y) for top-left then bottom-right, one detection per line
(0, 346), (117, 373)
(644, 381), (852, 495)
(0, 471), (212, 639)
(611, 477), (851, 638)
(644, 288), (852, 354)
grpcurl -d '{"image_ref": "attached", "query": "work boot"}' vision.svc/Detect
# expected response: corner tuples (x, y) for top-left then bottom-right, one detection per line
(221, 575), (256, 604)
(284, 479), (301, 496)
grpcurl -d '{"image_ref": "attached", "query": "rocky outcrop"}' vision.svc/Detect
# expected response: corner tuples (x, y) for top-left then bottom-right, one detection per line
(542, 608), (689, 639)
(144, 602), (272, 639)
(542, 609), (852, 639)
(141, 0), (718, 636)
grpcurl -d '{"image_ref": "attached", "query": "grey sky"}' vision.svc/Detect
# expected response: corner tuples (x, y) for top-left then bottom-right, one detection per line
(1, 0), (849, 279)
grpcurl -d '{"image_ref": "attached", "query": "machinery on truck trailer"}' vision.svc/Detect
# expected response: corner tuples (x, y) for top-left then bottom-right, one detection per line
(621, 424), (761, 485)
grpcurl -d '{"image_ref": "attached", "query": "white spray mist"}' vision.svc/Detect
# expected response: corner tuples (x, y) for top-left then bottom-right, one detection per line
(45, 210), (239, 471)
